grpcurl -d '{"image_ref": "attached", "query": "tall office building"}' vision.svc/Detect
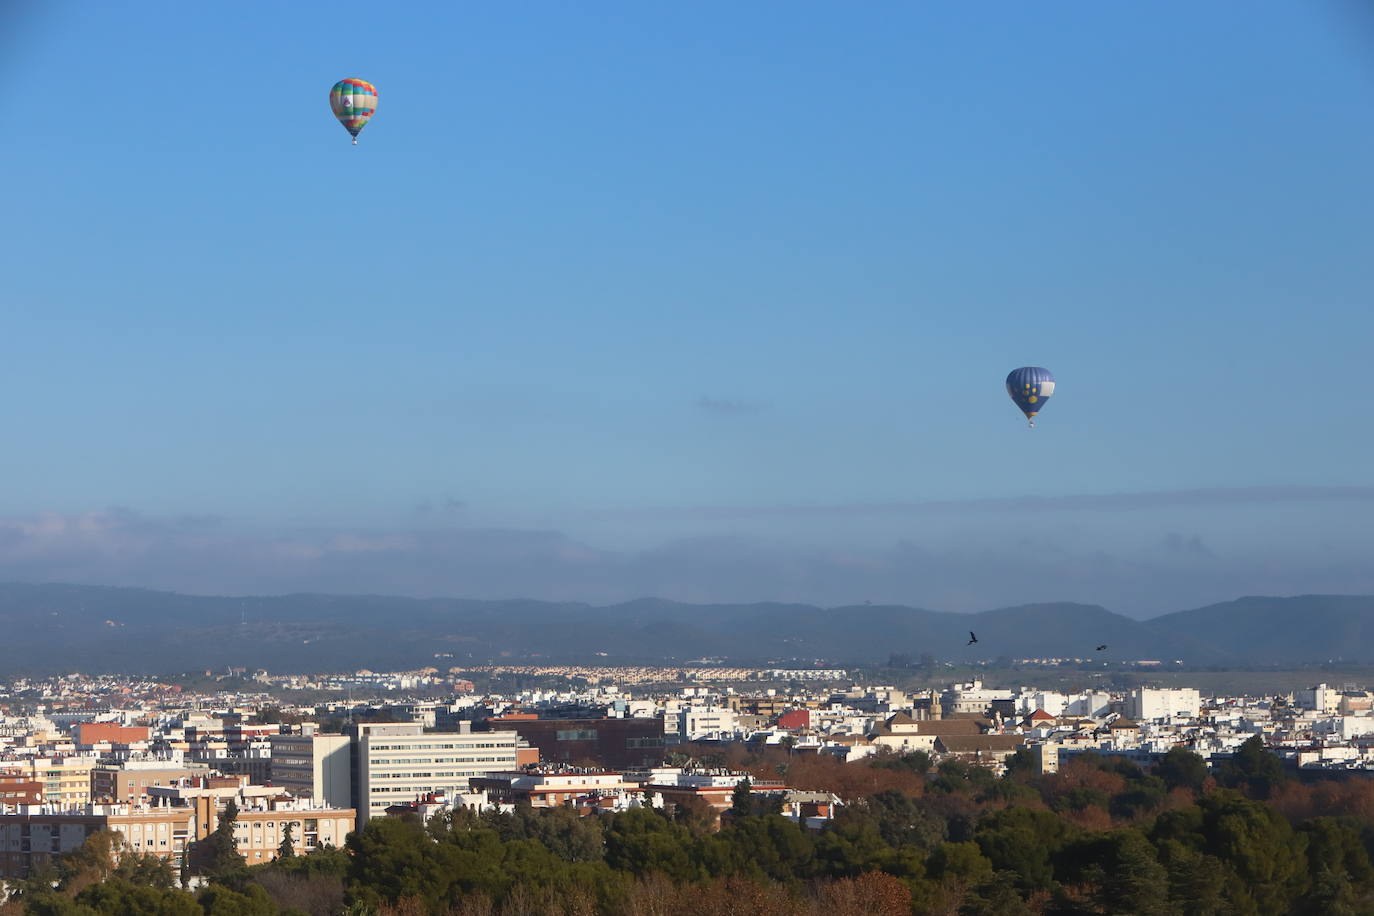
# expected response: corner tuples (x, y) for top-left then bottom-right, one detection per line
(269, 732), (353, 810)
(350, 723), (525, 825)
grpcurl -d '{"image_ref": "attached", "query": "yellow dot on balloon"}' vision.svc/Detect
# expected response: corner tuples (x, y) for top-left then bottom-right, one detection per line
(1028, 395), (1038, 403)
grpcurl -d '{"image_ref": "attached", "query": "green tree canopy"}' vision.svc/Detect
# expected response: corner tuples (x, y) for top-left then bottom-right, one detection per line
(1157, 746), (1209, 793)
(1217, 736), (1287, 799)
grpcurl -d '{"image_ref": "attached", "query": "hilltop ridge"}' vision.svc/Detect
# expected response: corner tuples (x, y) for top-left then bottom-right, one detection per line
(0, 583), (1369, 674)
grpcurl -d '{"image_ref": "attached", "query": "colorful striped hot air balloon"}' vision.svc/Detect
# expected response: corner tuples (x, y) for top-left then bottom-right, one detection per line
(329, 79), (378, 145)
(1006, 366), (1056, 428)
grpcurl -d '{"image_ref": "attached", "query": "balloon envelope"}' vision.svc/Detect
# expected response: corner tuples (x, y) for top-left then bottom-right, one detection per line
(329, 79), (378, 142)
(1006, 366), (1055, 425)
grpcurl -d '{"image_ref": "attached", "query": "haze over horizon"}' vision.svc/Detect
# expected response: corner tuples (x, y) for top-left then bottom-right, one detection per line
(2, 486), (1373, 618)
(6, 2), (1373, 616)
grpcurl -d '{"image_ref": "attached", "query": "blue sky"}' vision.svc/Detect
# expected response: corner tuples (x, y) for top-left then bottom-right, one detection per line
(3, 2), (1372, 614)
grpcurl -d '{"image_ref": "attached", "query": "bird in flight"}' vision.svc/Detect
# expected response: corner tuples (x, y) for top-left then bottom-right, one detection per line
(967, 631), (978, 646)
(1096, 644), (1108, 652)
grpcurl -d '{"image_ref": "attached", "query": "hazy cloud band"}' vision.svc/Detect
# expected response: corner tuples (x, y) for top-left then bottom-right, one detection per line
(614, 485), (1374, 521)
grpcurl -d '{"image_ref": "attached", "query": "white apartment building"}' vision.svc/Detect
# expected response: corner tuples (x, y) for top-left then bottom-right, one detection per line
(1064, 691), (1113, 719)
(1295, 684), (1342, 716)
(660, 700), (684, 738)
(1016, 689), (1112, 720)
(1126, 688), (1201, 722)
(1018, 690), (1070, 717)
(1330, 716), (1374, 741)
(678, 706), (739, 740)
(352, 723), (522, 826)
(269, 732), (353, 809)
(941, 681), (1013, 717)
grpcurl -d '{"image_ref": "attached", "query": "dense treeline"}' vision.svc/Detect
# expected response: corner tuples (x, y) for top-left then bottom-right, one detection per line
(5, 737), (1374, 914)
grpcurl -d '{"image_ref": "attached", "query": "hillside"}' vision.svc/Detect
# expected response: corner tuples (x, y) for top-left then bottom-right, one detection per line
(0, 583), (1366, 674)
(1144, 595), (1374, 666)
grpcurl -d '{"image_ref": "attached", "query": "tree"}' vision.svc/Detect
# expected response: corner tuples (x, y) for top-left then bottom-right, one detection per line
(1196, 790), (1308, 913)
(817, 872), (914, 916)
(345, 815), (459, 911)
(250, 868), (346, 916)
(1003, 746), (1037, 778)
(278, 822), (296, 860)
(863, 790), (946, 850)
(812, 810), (893, 879)
(5, 832), (191, 916)
(925, 841), (994, 886)
(670, 794), (719, 837)
(721, 815), (816, 883)
(1303, 867), (1359, 916)
(1156, 747), (1209, 794)
(604, 807), (697, 882)
(518, 804), (604, 863)
(50, 829), (119, 895)
(75, 879), (201, 915)
(190, 800), (247, 883)
(731, 778), (754, 819)
(197, 882), (277, 916)
(975, 807), (1074, 892)
(958, 875), (1037, 916)
(870, 750), (932, 775)
(1218, 736), (1286, 799)
(1294, 817), (1374, 916)
(113, 851), (176, 890)
(1153, 838), (1230, 916)
(1058, 829), (1171, 915)
(1109, 774), (1168, 822)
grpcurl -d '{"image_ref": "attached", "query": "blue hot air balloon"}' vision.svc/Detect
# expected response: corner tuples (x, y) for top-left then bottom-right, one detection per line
(1006, 367), (1055, 427)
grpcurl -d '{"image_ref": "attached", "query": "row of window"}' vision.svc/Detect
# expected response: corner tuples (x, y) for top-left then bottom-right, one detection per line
(369, 742), (514, 751)
(113, 823), (171, 833)
(369, 785), (447, 797)
(371, 756), (511, 765)
(373, 771), (488, 780)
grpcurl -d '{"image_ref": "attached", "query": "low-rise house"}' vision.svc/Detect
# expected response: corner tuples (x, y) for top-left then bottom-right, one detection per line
(640, 769), (785, 812)
(470, 768), (642, 809)
(932, 734), (1026, 769)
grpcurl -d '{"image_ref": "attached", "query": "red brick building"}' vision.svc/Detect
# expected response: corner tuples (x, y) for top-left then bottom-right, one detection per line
(0, 773), (43, 809)
(73, 723), (151, 745)
(478, 717), (665, 769)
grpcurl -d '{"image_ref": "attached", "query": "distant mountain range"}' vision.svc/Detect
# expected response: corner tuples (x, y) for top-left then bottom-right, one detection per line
(0, 583), (1371, 674)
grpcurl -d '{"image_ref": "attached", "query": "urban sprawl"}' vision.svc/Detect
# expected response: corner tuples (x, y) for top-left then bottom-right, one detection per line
(0, 666), (1368, 883)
